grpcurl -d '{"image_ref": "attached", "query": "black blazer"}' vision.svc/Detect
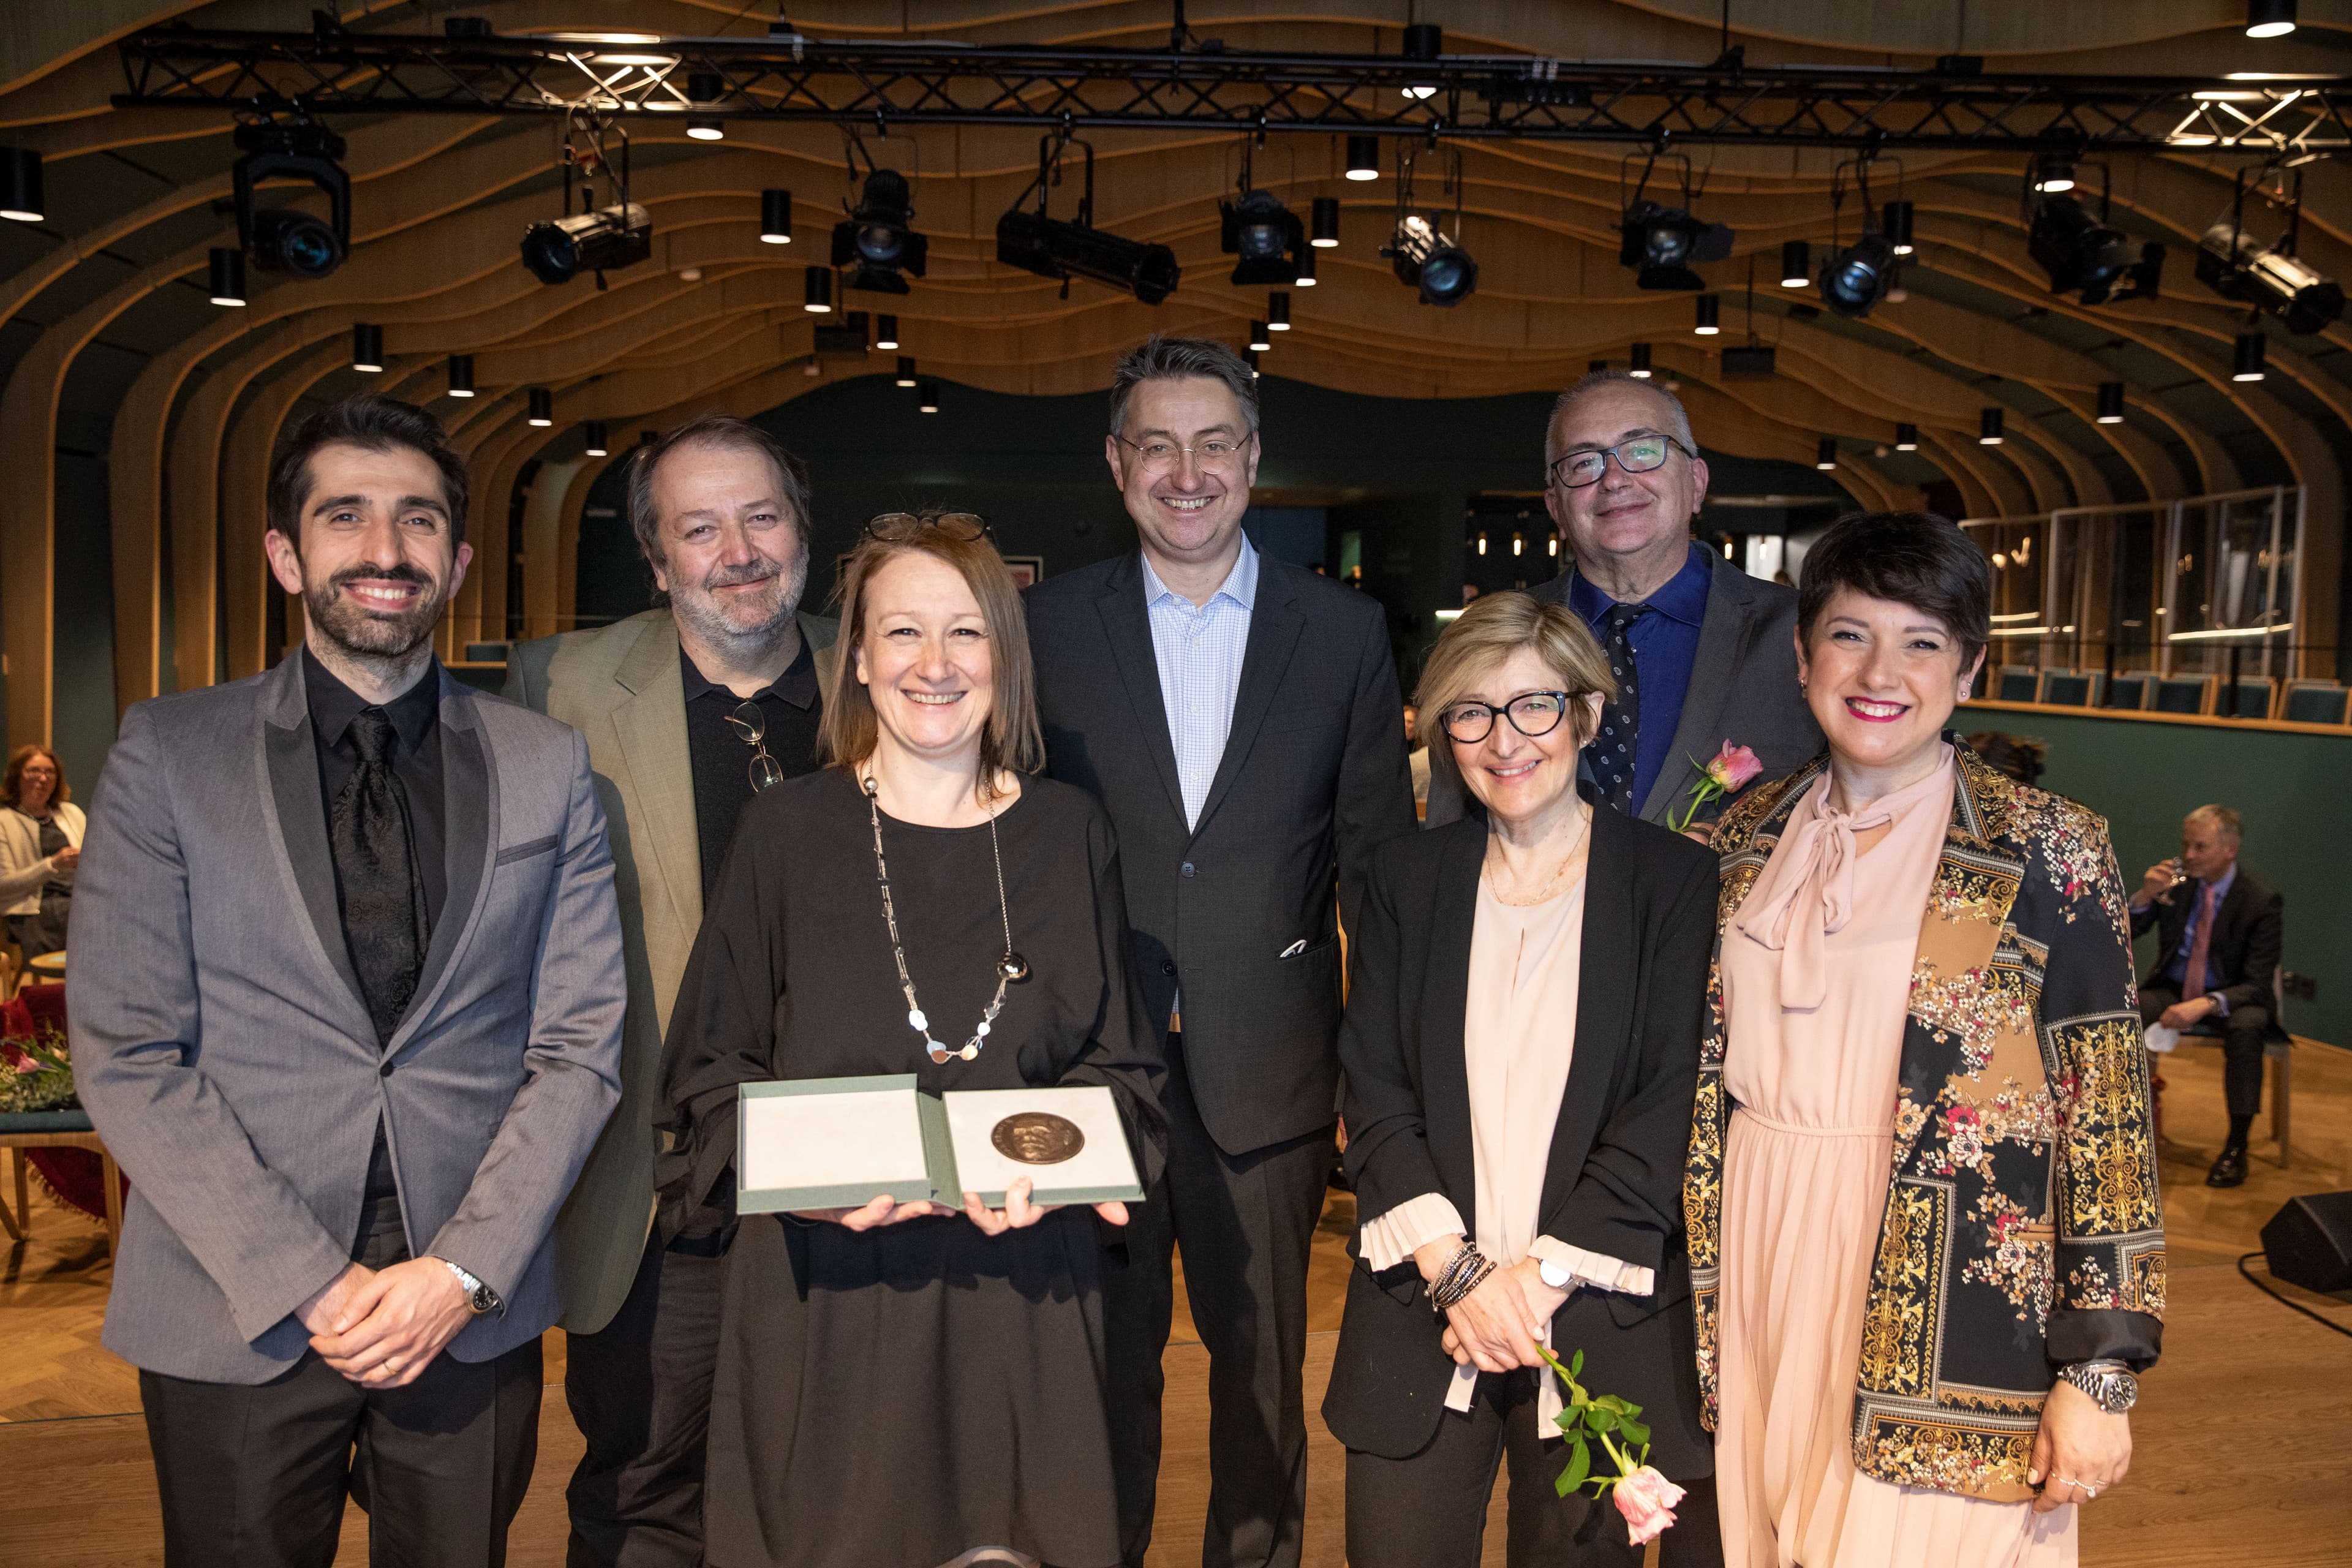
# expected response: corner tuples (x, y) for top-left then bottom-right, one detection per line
(1426, 551), (1822, 829)
(1319, 805), (1716, 1476)
(1027, 550), (1417, 1158)
(2132, 864), (2285, 1023)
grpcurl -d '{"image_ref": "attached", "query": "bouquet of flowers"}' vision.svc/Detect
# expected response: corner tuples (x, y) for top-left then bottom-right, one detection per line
(1539, 1345), (1684, 1546)
(1668, 740), (1763, 835)
(0, 1027), (75, 1115)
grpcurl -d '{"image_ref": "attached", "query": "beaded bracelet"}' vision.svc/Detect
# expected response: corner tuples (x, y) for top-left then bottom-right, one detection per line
(1428, 1240), (1496, 1311)
(1423, 1239), (1479, 1306)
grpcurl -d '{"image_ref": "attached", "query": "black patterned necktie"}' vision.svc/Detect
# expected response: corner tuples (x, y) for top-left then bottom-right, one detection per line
(1589, 601), (1650, 812)
(330, 708), (430, 1044)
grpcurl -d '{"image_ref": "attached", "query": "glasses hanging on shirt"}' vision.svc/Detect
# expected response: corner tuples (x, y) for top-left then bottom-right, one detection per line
(727, 701), (786, 792)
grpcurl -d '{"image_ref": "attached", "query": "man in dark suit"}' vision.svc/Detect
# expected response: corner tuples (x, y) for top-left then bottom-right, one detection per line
(1428, 370), (1819, 831)
(2132, 802), (2285, 1188)
(1027, 335), (1417, 1568)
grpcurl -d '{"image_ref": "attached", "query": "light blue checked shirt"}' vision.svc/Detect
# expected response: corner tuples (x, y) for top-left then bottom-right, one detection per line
(1142, 537), (1259, 832)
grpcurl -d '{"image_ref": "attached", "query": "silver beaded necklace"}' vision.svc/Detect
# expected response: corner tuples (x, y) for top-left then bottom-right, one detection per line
(862, 774), (1029, 1064)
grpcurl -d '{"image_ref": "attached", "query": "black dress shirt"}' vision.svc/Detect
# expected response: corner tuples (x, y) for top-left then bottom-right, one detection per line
(303, 648), (449, 932)
(682, 638), (823, 901)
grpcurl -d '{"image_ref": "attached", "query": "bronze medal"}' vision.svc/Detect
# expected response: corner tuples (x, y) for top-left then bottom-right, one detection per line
(990, 1111), (1085, 1166)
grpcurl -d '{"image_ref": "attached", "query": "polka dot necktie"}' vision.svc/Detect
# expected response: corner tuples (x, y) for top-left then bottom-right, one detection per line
(1589, 601), (1650, 812)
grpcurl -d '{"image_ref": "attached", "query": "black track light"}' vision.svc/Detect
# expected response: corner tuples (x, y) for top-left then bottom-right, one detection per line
(2096, 382), (2126, 423)
(1267, 290), (1291, 331)
(2247, 0), (2296, 38)
(584, 421), (609, 456)
(1882, 200), (1916, 256)
(998, 206), (1181, 305)
(1346, 137), (1379, 182)
(1816, 437), (1839, 472)
(918, 380), (940, 414)
(1, 147), (43, 222)
(1249, 320), (1272, 352)
(1385, 213), (1477, 306)
(522, 202), (653, 285)
(1311, 197), (1341, 247)
(1978, 406), (2004, 445)
(2198, 221), (2342, 334)
(804, 266), (833, 313)
(351, 323), (383, 372)
(1221, 188), (1304, 285)
(1895, 423), (1920, 450)
(1780, 240), (1811, 288)
(1821, 231), (1896, 318)
(447, 354), (475, 398)
(1629, 342), (1653, 379)
(686, 117), (723, 142)
(208, 247), (247, 306)
(895, 356), (918, 388)
(1620, 200), (1735, 290)
(832, 170), (928, 294)
(874, 314), (899, 350)
(760, 189), (793, 244)
(1294, 247), (1318, 287)
(1694, 293), (1721, 334)
(2233, 331), (2268, 382)
(528, 386), (553, 426)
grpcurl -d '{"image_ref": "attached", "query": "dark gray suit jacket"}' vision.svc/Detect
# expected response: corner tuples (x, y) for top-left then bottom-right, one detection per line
(1027, 552), (1417, 1157)
(1427, 549), (1820, 829)
(72, 657), (627, 1384)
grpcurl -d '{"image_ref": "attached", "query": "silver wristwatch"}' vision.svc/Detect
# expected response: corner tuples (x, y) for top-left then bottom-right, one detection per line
(2058, 1360), (2138, 1414)
(1536, 1258), (1574, 1291)
(434, 1257), (500, 1316)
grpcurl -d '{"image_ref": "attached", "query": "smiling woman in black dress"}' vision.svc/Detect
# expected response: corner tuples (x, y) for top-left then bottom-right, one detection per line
(657, 513), (1166, 1568)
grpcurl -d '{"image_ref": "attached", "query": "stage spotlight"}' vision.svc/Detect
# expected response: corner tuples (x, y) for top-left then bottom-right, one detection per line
(584, 422), (609, 457)
(2234, 331), (2267, 381)
(2096, 382), (2126, 423)
(832, 169), (928, 294)
(1619, 200), (1735, 290)
(1268, 290), (1291, 330)
(1694, 293), (1721, 334)
(1882, 200), (1915, 255)
(208, 247), (246, 307)
(1629, 342), (1653, 379)
(233, 119), (350, 280)
(1385, 213), (1477, 306)
(1311, 197), (1340, 247)
(2, 148), (42, 222)
(875, 315), (899, 349)
(1816, 437), (1838, 471)
(1249, 320), (1272, 352)
(2247, 0), (2296, 38)
(1780, 240), (1810, 288)
(2028, 195), (2162, 306)
(2198, 221), (2344, 334)
(1221, 188), (1304, 285)
(918, 381), (940, 413)
(448, 355), (475, 398)
(522, 202), (654, 285)
(1979, 407), (2004, 445)
(895, 356), (918, 387)
(1820, 231), (1896, 318)
(1895, 423), (1920, 450)
(528, 388), (554, 427)
(1294, 247), (1318, 287)
(997, 206), (1182, 305)
(1346, 137), (1380, 181)
(760, 189), (793, 244)
(352, 323), (384, 373)
(2032, 157), (2076, 194)
(804, 266), (833, 312)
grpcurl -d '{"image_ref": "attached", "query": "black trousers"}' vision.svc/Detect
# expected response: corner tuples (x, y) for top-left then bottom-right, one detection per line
(1104, 1033), (1336, 1568)
(2141, 984), (2271, 1120)
(138, 1338), (542, 1568)
(562, 1232), (725, 1567)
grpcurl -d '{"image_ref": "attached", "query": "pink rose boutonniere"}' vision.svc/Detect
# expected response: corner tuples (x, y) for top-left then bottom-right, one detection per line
(1538, 1346), (1684, 1545)
(1667, 741), (1764, 834)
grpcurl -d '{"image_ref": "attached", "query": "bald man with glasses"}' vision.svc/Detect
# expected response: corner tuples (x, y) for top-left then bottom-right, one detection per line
(1428, 370), (1819, 834)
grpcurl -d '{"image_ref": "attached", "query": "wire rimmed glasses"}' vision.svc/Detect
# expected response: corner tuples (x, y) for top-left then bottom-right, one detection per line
(727, 700), (786, 792)
(1112, 432), (1254, 473)
(1438, 690), (1574, 745)
(1548, 434), (1695, 490)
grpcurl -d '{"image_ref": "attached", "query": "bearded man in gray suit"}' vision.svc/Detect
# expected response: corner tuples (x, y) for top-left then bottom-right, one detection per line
(73, 394), (625, 1567)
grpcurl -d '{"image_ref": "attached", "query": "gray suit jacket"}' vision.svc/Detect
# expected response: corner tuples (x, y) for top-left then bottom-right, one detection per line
(72, 656), (627, 1384)
(1427, 551), (1820, 829)
(503, 608), (837, 1332)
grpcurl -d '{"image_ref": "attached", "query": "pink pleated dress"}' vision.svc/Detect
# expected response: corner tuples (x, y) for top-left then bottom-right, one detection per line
(1714, 749), (2075, 1568)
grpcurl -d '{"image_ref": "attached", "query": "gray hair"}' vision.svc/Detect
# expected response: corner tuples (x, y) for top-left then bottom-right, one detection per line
(1109, 334), (1261, 440)
(2187, 802), (2244, 844)
(1544, 369), (1698, 468)
(625, 413), (812, 604)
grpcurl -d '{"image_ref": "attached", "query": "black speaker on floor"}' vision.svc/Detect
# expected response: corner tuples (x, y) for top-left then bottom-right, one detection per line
(2260, 1191), (2352, 1294)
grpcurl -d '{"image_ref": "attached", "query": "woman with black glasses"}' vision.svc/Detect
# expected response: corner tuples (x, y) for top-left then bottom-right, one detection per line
(658, 512), (1167, 1568)
(1322, 591), (1718, 1567)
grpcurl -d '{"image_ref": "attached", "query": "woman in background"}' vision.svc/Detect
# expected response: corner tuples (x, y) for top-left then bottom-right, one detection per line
(0, 745), (83, 960)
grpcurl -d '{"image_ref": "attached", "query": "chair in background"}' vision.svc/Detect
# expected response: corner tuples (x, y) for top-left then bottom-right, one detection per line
(2170, 964), (2297, 1167)
(2104, 672), (2152, 710)
(2150, 674), (2218, 715)
(1995, 664), (2040, 703)
(0, 982), (123, 1250)
(2280, 680), (2351, 726)
(2218, 676), (2277, 720)
(2037, 669), (2105, 707)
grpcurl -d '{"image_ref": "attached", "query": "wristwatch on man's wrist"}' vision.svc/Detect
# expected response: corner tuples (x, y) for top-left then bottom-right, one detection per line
(2057, 1359), (2138, 1414)
(434, 1257), (500, 1316)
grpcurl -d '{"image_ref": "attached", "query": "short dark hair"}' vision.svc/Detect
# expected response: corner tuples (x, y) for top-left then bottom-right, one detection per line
(625, 414), (812, 605)
(266, 394), (470, 549)
(1797, 510), (1991, 669)
(1109, 334), (1260, 440)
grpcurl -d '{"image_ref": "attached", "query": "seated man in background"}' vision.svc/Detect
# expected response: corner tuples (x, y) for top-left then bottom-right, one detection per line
(2131, 803), (2284, 1188)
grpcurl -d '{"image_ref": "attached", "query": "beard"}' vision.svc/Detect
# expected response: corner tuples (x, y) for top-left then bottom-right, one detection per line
(304, 560), (450, 666)
(669, 547), (809, 665)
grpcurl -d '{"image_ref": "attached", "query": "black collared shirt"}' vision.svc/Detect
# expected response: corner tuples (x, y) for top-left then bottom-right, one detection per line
(302, 647), (449, 933)
(682, 636), (823, 901)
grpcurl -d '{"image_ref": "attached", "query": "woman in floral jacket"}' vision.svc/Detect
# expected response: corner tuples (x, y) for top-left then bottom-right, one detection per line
(1686, 511), (2162, 1567)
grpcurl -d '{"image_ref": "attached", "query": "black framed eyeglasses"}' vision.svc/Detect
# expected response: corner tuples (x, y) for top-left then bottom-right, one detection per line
(863, 511), (992, 541)
(726, 701), (786, 792)
(1548, 434), (1695, 490)
(1439, 690), (1574, 745)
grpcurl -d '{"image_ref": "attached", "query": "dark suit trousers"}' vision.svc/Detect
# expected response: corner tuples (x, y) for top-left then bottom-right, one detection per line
(562, 1232), (724, 1567)
(1106, 1033), (1335, 1568)
(2140, 985), (2271, 1119)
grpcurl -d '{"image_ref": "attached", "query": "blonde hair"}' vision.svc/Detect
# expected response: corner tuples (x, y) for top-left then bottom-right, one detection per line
(1415, 592), (1616, 796)
(818, 514), (1045, 786)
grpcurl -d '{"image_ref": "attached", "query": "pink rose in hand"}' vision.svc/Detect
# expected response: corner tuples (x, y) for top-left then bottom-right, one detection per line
(1703, 741), (1763, 793)
(1612, 1465), (1686, 1545)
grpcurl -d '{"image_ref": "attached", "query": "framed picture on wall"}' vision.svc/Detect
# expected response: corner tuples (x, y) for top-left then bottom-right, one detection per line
(1001, 556), (1045, 589)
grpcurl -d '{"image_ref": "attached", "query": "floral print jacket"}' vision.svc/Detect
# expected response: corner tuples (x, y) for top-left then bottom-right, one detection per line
(1683, 740), (2165, 1501)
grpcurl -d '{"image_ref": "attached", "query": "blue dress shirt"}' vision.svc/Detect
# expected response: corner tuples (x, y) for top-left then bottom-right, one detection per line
(1142, 537), (1259, 832)
(2163, 862), (2237, 1012)
(1566, 541), (1713, 810)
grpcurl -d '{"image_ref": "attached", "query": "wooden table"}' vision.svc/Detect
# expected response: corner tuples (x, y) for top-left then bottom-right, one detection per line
(25, 950), (64, 980)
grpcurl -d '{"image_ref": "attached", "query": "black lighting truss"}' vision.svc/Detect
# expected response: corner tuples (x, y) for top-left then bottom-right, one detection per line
(114, 28), (2352, 154)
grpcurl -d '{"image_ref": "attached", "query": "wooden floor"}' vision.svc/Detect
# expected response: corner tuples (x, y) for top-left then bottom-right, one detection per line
(3, 1042), (2348, 1566)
